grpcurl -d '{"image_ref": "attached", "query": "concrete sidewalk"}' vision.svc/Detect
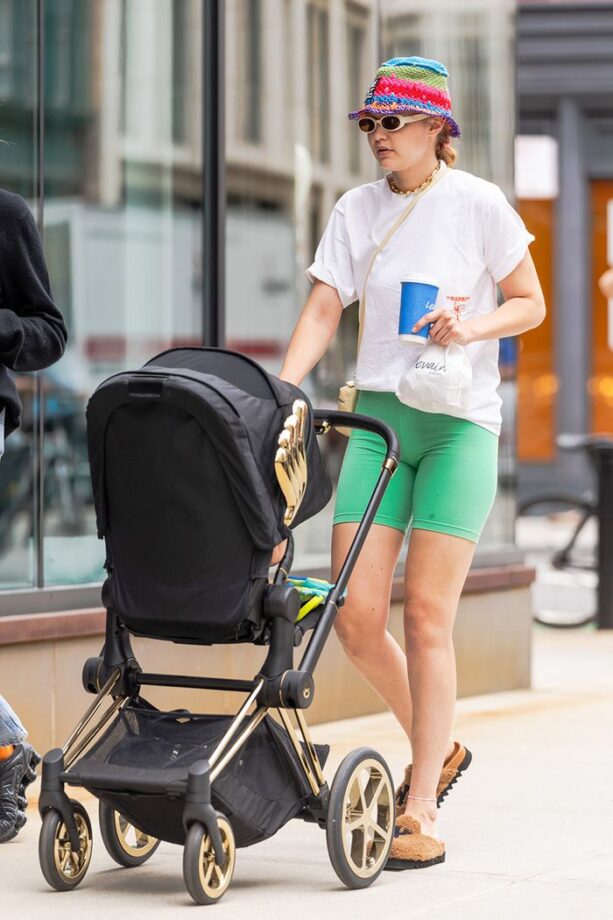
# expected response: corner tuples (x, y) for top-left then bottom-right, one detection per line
(2, 626), (613, 919)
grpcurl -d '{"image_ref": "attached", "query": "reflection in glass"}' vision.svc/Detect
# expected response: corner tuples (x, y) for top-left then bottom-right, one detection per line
(42, 0), (203, 585)
(347, 5), (369, 177)
(240, 0), (262, 143)
(226, 1), (378, 568)
(0, 0), (521, 593)
(0, 0), (38, 588)
(307, 1), (330, 165)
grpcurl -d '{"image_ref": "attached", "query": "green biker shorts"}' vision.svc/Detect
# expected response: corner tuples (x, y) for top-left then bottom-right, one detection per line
(334, 390), (499, 544)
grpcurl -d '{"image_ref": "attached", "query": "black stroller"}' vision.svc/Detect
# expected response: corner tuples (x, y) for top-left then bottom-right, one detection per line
(37, 347), (401, 904)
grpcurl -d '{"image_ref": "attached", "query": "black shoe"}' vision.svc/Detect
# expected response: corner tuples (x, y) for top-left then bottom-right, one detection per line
(0, 743), (41, 843)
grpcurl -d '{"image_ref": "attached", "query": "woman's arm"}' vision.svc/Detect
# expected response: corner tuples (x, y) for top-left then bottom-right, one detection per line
(413, 250), (546, 346)
(278, 280), (344, 386)
(466, 251), (546, 342)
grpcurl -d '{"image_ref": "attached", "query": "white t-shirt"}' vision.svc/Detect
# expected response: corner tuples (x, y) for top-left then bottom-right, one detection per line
(306, 161), (534, 436)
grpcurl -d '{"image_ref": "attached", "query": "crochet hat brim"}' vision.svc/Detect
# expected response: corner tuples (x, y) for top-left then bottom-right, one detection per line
(348, 104), (461, 138)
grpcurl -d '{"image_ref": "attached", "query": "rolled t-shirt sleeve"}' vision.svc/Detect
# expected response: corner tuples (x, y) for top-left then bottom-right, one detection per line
(305, 202), (358, 308)
(483, 188), (535, 283)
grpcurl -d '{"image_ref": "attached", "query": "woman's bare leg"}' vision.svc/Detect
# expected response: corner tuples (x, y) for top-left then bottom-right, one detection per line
(332, 523), (456, 761)
(331, 522), (414, 736)
(401, 528), (476, 836)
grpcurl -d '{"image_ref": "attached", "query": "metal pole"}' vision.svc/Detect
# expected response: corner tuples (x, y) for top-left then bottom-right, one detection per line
(555, 97), (590, 492)
(596, 449), (613, 629)
(35, 0), (46, 587)
(202, 0), (225, 347)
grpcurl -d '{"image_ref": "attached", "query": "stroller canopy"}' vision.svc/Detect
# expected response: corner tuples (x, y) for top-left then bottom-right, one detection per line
(87, 347), (332, 644)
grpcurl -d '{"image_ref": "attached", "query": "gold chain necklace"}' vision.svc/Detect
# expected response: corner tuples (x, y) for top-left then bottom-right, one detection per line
(387, 160), (442, 196)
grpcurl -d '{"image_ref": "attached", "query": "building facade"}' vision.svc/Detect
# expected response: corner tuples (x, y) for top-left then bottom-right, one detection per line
(0, 0), (518, 614)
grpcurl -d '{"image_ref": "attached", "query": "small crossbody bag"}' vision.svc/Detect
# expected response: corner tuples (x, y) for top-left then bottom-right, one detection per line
(337, 166), (447, 436)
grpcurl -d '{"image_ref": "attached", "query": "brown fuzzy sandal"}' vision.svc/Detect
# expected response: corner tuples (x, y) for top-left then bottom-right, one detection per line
(396, 741), (472, 810)
(385, 815), (446, 870)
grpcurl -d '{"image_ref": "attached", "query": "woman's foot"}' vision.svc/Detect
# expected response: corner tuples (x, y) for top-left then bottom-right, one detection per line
(385, 811), (445, 871)
(403, 796), (439, 839)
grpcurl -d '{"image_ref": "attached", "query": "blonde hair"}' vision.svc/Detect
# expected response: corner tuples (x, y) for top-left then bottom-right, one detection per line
(433, 121), (457, 167)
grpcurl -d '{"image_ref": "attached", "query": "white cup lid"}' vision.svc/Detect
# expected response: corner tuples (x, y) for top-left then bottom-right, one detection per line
(401, 273), (440, 287)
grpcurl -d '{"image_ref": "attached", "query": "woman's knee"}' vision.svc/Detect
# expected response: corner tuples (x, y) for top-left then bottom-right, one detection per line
(403, 591), (454, 648)
(334, 605), (386, 660)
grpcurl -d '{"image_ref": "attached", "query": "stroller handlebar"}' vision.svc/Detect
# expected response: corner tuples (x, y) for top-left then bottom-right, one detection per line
(312, 409), (400, 466)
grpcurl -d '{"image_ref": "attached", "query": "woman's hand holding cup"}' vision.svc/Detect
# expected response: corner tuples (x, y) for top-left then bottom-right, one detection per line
(413, 307), (476, 347)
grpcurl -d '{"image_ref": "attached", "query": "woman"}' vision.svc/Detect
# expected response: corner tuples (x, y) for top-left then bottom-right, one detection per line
(275, 57), (545, 869)
(0, 186), (67, 841)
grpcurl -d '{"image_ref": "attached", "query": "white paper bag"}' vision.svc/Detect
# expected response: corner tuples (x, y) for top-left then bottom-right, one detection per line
(396, 341), (473, 414)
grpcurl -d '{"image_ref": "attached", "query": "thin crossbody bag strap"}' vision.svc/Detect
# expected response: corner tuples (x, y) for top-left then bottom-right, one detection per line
(356, 166), (447, 355)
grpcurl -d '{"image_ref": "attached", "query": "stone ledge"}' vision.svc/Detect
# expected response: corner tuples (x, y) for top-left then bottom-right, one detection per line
(0, 608), (106, 645)
(0, 564), (535, 646)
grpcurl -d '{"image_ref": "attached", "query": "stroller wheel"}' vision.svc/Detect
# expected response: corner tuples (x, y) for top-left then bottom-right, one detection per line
(99, 802), (160, 867)
(326, 747), (395, 889)
(183, 813), (235, 905)
(39, 799), (93, 891)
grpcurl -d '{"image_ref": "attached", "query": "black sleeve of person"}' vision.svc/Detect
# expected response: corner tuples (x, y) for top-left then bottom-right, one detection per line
(0, 198), (67, 371)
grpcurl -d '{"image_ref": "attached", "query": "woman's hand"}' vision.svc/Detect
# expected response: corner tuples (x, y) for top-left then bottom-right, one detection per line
(412, 308), (476, 347)
(270, 539), (288, 567)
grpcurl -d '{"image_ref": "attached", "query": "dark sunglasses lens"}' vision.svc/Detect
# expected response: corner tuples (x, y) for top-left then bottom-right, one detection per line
(381, 115), (401, 131)
(358, 117), (376, 133)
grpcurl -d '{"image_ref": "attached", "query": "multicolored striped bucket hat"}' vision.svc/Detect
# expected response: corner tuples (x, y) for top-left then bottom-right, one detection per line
(348, 56), (461, 138)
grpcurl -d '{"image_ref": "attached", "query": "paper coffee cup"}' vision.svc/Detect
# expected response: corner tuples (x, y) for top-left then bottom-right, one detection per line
(398, 274), (440, 345)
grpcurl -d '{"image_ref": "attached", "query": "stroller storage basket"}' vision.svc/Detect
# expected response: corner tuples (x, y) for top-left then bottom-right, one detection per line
(67, 702), (329, 848)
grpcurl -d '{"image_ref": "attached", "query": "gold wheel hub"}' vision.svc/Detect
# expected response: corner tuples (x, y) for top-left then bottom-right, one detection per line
(53, 811), (92, 882)
(114, 811), (158, 858)
(197, 817), (235, 899)
(341, 759), (393, 879)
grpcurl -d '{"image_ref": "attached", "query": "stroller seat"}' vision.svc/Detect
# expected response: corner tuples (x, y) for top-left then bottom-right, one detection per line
(86, 347), (332, 645)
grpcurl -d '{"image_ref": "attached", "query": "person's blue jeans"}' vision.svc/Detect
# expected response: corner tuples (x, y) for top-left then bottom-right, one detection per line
(0, 437), (27, 747)
(0, 695), (27, 746)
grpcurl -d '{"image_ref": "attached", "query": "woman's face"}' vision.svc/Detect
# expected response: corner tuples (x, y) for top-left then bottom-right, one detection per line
(367, 116), (443, 171)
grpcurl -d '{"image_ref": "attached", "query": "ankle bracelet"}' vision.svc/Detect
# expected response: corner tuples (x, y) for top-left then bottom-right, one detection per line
(406, 794), (436, 803)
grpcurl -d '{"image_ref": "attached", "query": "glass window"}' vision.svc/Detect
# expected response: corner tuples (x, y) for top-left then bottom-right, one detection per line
(226, 0), (378, 570)
(240, 0), (262, 144)
(171, 0), (190, 144)
(307, 1), (330, 165)
(0, 0), (13, 96)
(0, 0), (39, 589)
(454, 12), (491, 181)
(0, 0), (522, 599)
(45, 0), (81, 112)
(382, 13), (422, 60)
(346, 3), (368, 176)
(41, 0), (204, 586)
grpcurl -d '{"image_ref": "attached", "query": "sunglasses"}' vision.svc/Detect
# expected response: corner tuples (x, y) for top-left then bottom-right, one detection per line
(357, 113), (429, 134)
